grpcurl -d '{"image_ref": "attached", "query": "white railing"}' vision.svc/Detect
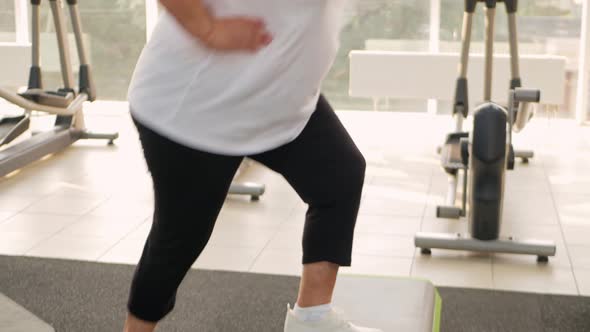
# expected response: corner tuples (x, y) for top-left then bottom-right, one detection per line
(349, 51), (566, 111)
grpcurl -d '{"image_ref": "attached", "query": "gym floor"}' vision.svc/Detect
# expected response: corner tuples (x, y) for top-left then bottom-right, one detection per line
(0, 101), (589, 297)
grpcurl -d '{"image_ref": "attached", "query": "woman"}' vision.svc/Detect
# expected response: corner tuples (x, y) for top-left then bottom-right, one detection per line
(124, 1), (381, 331)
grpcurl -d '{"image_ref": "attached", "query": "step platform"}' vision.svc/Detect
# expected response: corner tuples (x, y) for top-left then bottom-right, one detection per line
(0, 293), (54, 332)
(332, 275), (441, 332)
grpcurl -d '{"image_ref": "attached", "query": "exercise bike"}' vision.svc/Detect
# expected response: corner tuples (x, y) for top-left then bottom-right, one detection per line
(414, 0), (556, 262)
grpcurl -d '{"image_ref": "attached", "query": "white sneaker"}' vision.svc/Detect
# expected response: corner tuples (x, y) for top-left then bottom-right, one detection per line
(283, 304), (383, 332)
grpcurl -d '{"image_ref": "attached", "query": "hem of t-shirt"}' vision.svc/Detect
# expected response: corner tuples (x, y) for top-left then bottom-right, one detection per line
(129, 106), (313, 157)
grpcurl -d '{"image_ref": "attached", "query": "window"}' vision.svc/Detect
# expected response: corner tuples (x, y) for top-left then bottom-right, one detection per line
(322, 1), (431, 111)
(322, 0), (582, 116)
(36, 0), (146, 100)
(7, 0), (582, 115)
(0, 0), (15, 42)
(440, 0), (582, 115)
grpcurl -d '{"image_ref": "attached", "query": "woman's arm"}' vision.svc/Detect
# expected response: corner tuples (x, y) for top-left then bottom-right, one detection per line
(159, 0), (214, 40)
(159, 0), (272, 51)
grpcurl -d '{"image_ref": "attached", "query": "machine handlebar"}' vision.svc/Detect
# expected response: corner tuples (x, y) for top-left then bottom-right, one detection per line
(514, 88), (541, 103)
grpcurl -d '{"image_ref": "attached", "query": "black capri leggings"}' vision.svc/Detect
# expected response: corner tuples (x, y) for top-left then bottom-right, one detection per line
(128, 95), (367, 322)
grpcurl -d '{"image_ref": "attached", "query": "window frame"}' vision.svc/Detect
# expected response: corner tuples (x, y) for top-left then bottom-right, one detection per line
(11, 0), (589, 122)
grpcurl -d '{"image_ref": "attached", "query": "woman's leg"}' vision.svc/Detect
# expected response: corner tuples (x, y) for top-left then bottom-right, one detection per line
(250, 95), (366, 309)
(125, 119), (243, 332)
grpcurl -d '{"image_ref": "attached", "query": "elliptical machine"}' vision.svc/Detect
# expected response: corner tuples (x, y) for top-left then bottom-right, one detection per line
(0, 0), (118, 176)
(414, 0), (556, 262)
(0, 0), (265, 201)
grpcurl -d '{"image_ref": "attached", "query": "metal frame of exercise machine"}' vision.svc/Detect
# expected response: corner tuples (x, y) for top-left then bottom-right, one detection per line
(0, 0), (265, 201)
(0, 0), (118, 176)
(415, 0), (556, 262)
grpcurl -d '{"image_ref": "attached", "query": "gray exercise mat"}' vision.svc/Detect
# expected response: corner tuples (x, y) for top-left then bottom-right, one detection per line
(333, 275), (440, 332)
(0, 293), (55, 332)
(1, 255), (589, 331)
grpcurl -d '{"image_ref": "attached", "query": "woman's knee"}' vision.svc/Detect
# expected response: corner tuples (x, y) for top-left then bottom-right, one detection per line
(317, 149), (366, 204)
(346, 149), (367, 192)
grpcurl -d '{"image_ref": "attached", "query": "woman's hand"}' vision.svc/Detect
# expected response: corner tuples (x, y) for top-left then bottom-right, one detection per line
(160, 0), (272, 52)
(201, 17), (273, 52)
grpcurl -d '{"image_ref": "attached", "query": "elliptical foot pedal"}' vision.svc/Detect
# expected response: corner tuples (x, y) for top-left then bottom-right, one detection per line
(436, 206), (462, 219)
(440, 132), (469, 175)
(0, 114), (30, 146)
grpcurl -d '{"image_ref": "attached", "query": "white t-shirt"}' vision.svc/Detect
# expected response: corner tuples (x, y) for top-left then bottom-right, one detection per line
(128, 0), (345, 155)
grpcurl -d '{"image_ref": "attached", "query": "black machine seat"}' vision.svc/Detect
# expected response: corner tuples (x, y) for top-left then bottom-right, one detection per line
(440, 132), (469, 174)
(0, 114), (31, 146)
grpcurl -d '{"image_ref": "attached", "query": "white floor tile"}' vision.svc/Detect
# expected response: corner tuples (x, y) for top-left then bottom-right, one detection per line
(502, 190), (559, 225)
(49, 185), (111, 200)
(67, 173), (152, 197)
(492, 262), (578, 295)
(364, 178), (430, 197)
(355, 215), (421, 236)
(0, 232), (53, 255)
(266, 224), (303, 251)
(208, 224), (277, 248)
(553, 193), (590, 226)
(364, 154), (436, 178)
(567, 244), (590, 269)
(282, 207), (307, 226)
(0, 211), (15, 224)
(87, 197), (152, 218)
(15, 162), (89, 182)
(126, 221), (152, 241)
(420, 217), (468, 234)
(341, 255), (412, 277)
(429, 169), (463, 193)
(353, 233), (415, 258)
(574, 267), (590, 296)
(411, 254), (493, 289)
(367, 175), (431, 195)
(359, 196), (426, 217)
(0, 213), (79, 234)
(193, 245), (262, 272)
(562, 225), (590, 245)
(504, 165), (550, 193)
(216, 206), (292, 230)
(0, 177), (62, 196)
(57, 214), (146, 238)
(23, 195), (105, 216)
(98, 236), (146, 265)
(0, 195), (44, 212)
(26, 234), (121, 261)
(249, 249), (302, 276)
(548, 173), (590, 194)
